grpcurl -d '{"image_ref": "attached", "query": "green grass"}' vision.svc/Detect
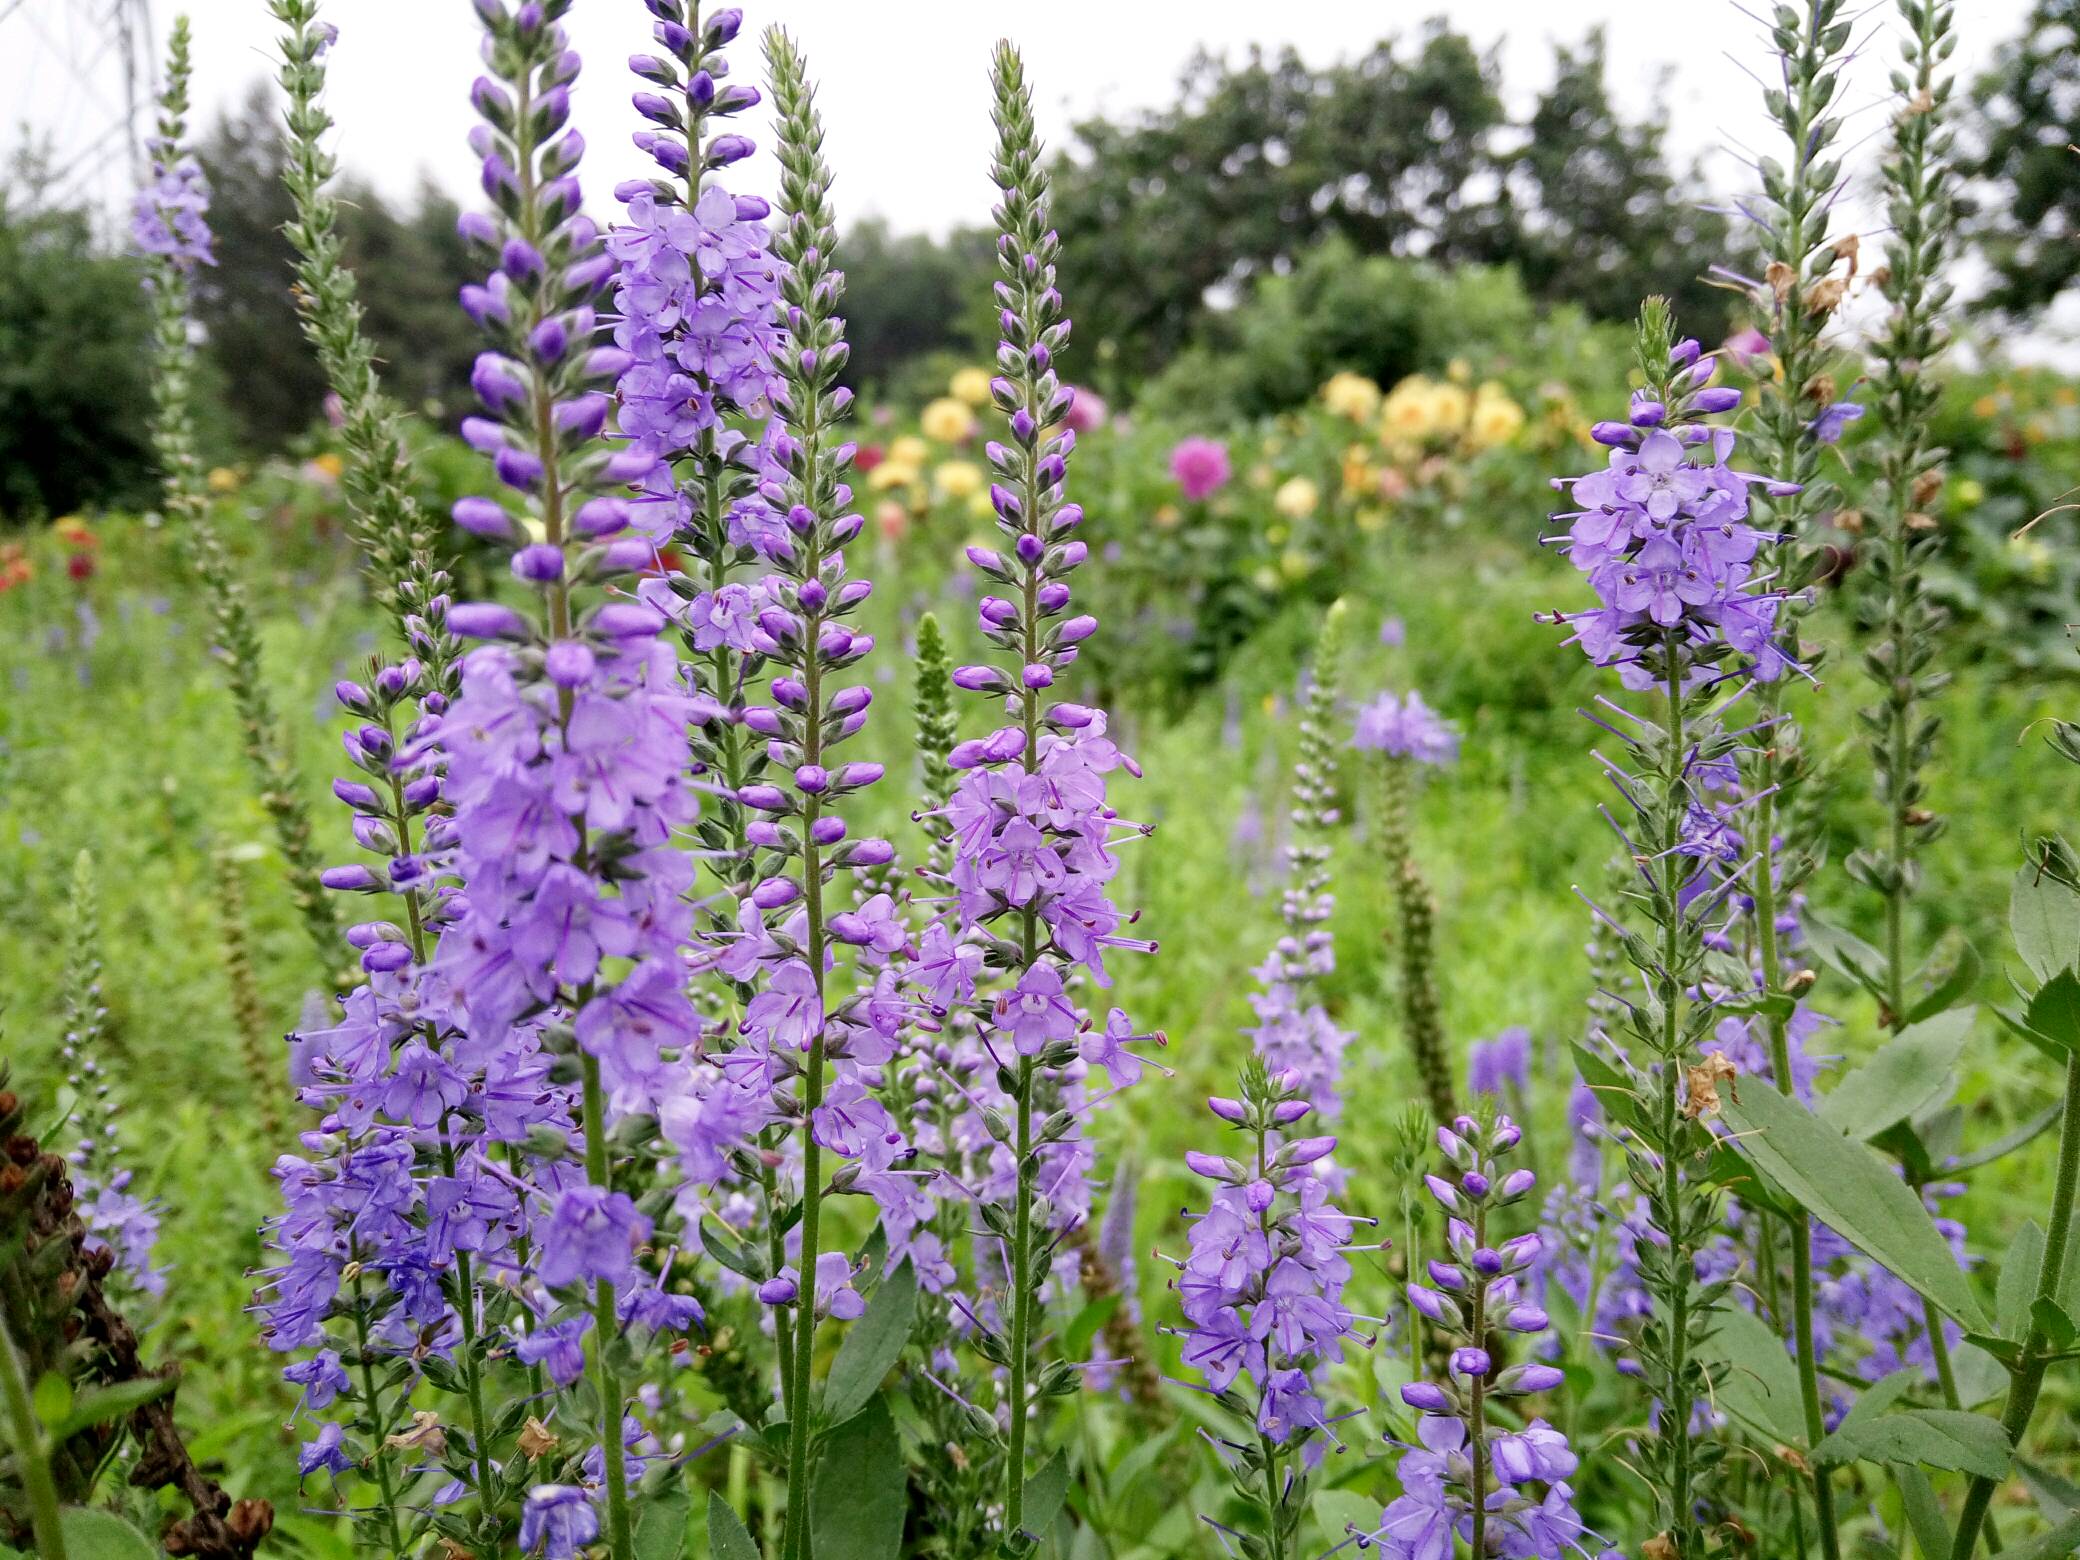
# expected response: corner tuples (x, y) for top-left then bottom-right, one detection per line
(2, 496), (2075, 1551)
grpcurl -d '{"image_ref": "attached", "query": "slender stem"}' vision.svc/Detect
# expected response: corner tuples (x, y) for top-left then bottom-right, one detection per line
(1657, 651), (1697, 1543)
(1251, 1125), (1285, 1560)
(578, 1054), (634, 1559)
(1468, 1200), (1490, 1560)
(347, 1260), (408, 1555)
(1750, 781), (1840, 1557)
(0, 1314), (67, 1560)
(1949, 1046), (2080, 1559)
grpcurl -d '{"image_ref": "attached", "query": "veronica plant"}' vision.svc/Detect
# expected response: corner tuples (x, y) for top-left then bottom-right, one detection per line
(1248, 602), (1352, 1123)
(937, 40), (1160, 1548)
(1355, 686), (1458, 1124)
(1543, 299), (1784, 1556)
(1382, 1112), (1593, 1560)
(1174, 1060), (1363, 1560)
(135, 18), (338, 965)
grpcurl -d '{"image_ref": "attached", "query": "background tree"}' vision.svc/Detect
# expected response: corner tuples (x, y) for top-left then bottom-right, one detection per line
(1962, 0), (2079, 315)
(0, 148), (157, 519)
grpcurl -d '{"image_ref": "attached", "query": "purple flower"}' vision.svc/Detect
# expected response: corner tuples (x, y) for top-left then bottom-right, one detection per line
(1353, 689), (1458, 767)
(1468, 1027), (1532, 1098)
(131, 143), (214, 269)
(537, 1184), (651, 1290)
(520, 1485), (599, 1559)
(1809, 400), (1865, 445)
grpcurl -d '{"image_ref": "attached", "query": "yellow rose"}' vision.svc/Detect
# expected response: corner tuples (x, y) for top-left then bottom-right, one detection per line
(1428, 382), (1470, 432)
(933, 460), (983, 500)
(1340, 444), (1377, 498)
(1467, 387), (1526, 449)
(889, 436), (929, 467)
(920, 397), (976, 443)
(1381, 377), (1438, 441)
(948, 366), (992, 407)
(207, 466), (242, 494)
(870, 461), (920, 492)
(1321, 370), (1382, 423)
(1273, 476), (1318, 520)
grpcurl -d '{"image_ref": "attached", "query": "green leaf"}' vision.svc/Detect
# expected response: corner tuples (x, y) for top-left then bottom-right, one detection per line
(1837, 1369), (1919, 1436)
(2000, 1223), (2047, 1340)
(1803, 913), (1890, 998)
(1697, 1305), (1807, 1446)
(2013, 862), (2080, 985)
(46, 1373), (178, 1442)
(1813, 1409), (2012, 1479)
(2035, 1296), (2079, 1351)
(823, 1259), (916, 1428)
(1950, 1101), (2065, 1174)
(32, 1370), (72, 1430)
(1818, 1008), (1975, 1140)
(2027, 970), (2080, 1053)
(707, 1493), (759, 1560)
(1997, 1515), (2080, 1560)
(810, 1394), (906, 1560)
(1951, 1342), (2010, 1408)
(56, 1509), (159, 1560)
(1894, 1467), (1949, 1560)
(1904, 940), (1983, 1024)
(2019, 1456), (2080, 1520)
(1021, 1450), (1072, 1544)
(1721, 1083), (1988, 1330)
(1570, 1041), (1646, 1134)
(635, 1487), (690, 1560)
(1104, 1422), (1182, 1507)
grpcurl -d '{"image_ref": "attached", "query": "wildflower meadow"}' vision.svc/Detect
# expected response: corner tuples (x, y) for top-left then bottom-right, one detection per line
(11, 2), (2080, 1558)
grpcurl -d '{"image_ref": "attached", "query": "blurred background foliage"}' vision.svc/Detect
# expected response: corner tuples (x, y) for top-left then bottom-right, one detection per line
(4, 5), (2074, 523)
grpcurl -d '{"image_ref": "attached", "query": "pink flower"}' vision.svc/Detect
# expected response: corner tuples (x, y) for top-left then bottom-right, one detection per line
(1169, 436), (1231, 501)
(1062, 385), (1108, 434)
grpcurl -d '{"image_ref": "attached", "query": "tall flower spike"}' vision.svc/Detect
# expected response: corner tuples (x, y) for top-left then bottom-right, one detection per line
(929, 41), (1160, 1550)
(1724, 7), (1860, 1547)
(136, 16), (339, 964)
(1172, 1062), (1365, 1560)
(609, 3), (782, 907)
(438, 5), (702, 1553)
(273, 0), (459, 698)
(1381, 1112), (1589, 1560)
(212, 845), (286, 1146)
(1856, 0), (1955, 1032)
(750, 27), (901, 1559)
(60, 852), (163, 1299)
(1356, 685), (1459, 1123)
(1248, 601), (1353, 1126)
(1543, 300), (1748, 1559)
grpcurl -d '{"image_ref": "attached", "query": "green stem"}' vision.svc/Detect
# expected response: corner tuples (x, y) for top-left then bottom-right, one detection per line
(1468, 1201), (1490, 1560)
(347, 1263), (407, 1555)
(1948, 1046), (2080, 1559)
(1750, 780), (1841, 1559)
(580, 1054), (635, 1560)
(1657, 651), (1697, 1546)
(0, 1314), (66, 1560)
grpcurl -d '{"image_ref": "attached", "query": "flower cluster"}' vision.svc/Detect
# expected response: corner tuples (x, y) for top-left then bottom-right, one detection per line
(1353, 689), (1458, 768)
(130, 139), (214, 269)
(1546, 348), (1801, 689)
(1381, 1114), (1599, 1560)
(1174, 1063), (1365, 1557)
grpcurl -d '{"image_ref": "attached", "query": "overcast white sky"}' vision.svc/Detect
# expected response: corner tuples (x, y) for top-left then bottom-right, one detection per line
(9, 0), (2067, 352)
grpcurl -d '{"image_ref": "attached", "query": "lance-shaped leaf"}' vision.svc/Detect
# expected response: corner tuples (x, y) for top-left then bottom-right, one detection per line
(1818, 1007), (1975, 1140)
(1813, 1409), (2011, 1479)
(1721, 1083), (1988, 1330)
(822, 1258), (916, 1429)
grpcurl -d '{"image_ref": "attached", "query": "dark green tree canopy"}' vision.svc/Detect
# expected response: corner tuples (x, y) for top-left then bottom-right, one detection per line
(1048, 22), (1732, 389)
(1964, 0), (2080, 315)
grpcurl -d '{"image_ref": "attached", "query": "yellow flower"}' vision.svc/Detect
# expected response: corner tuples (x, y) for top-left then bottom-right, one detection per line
(870, 461), (920, 492)
(1956, 478), (1985, 506)
(948, 366), (992, 407)
(1445, 357), (1472, 384)
(889, 435), (929, 468)
(1428, 382), (1470, 432)
(933, 460), (983, 500)
(1972, 394), (2000, 419)
(920, 397), (976, 443)
(2057, 386), (2078, 408)
(1153, 503), (1181, 529)
(207, 466), (242, 494)
(2026, 418), (2050, 445)
(312, 451), (344, 479)
(1381, 376), (1439, 442)
(1321, 371), (1382, 423)
(52, 515), (94, 548)
(1340, 444), (1377, 498)
(1273, 476), (1319, 520)
(1467, 385), (1526, 449)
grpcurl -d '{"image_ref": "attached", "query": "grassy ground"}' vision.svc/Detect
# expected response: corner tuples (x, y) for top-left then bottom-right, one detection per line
(2, 491), (2074, 1551)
